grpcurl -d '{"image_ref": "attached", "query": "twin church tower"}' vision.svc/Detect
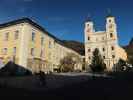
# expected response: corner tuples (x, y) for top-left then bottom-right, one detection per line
(84, 14), (127, 71)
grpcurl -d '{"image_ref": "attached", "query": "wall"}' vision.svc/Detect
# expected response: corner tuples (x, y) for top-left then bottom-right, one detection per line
(0, 24), (22, 64)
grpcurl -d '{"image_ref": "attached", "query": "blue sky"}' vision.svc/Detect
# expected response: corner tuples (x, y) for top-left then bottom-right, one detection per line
(0, 0), (133, 45)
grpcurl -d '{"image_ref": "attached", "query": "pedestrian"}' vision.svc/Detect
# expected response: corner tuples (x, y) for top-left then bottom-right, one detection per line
(39, 71), (46, 86)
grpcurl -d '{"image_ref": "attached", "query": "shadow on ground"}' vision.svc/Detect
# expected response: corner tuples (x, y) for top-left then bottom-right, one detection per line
(0, 74), (133, 100)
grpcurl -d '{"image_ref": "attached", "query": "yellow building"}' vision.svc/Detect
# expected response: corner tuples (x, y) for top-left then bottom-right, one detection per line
(0, 18), (83, 73)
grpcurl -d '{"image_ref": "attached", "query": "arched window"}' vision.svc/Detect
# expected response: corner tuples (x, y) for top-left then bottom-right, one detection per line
(111, 46), (115, 51)
(88, 37), (90, 40)
(103, 48), (105, 52)
(110, 33), (113, 38)
(109, 19), (112, 23)
(112, 55), (115, 58)
(88, 48), (91, 52)
(88, 56), (91, 60)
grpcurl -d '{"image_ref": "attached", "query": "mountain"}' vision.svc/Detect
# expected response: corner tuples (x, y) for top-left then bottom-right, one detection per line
(62, 40), (85, 56)
(61, 39), (133, 65)
(129, 38), (133, 45)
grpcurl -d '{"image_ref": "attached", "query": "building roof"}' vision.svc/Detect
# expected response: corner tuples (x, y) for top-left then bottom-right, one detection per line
(0, 17), (82, 55)
(0, 17), (59, 41)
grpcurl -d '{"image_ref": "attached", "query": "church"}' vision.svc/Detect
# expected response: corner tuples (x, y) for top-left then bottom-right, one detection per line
(84, 14), (127, 71)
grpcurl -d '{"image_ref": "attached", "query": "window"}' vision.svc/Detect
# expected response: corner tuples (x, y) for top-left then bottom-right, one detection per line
(102, 37), (104, 40)
(31, 48), (34, 56)
(5, 32), (9, 41)
(88, 56), (91, 60)
(40, 50), (43, 57)
(111, 46), (114, 51)
(103, 56), (105, 59)
(13, 47), (16, 55)
(49, 41), (52, 48)
(14, 30), (19, 40)
(32, 32), (35, 41)
(110, 33), (113, 38)
(41, 37), (44, 45)
(112, 55), (115, 58)
(109, 19), (111, 23)
(3, 48), (7, 55)
(88, 49), (91, 52)
(88, 37), (90, 40)
(103, 48), (105, 52)
(96, 38), (98, 41)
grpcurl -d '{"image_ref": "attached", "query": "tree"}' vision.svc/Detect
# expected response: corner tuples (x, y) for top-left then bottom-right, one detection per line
(90, 48), (106, 72)
(59, 53), (81, 72)
(129, 37), (133, 45)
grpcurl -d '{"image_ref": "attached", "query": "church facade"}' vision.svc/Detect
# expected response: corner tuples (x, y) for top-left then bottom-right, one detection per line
(84, 15), (127, 71)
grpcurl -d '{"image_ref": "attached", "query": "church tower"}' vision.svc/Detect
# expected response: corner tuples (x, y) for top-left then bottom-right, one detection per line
(84, 13), (127, 71)
(84, 17), (95, 69)
(84, 17), (94, 43)
(106, 14), (118, 43)
(105, 14), (119, 70)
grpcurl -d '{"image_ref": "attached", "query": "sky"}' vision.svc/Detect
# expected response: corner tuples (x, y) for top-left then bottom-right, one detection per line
(0, 0), (133, 46)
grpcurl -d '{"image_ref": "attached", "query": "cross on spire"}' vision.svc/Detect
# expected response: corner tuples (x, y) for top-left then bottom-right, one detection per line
(107, 8), (111, 15)
(86, 13), (92, 22)
(107, 8), (113, 17)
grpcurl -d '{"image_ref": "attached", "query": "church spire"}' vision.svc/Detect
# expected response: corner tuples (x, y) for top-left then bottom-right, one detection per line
(106, 8), (114, 18)
(85, 13), (92, 22)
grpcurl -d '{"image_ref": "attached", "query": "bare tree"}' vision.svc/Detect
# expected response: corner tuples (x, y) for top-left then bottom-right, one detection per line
(59, 53), (82, 72)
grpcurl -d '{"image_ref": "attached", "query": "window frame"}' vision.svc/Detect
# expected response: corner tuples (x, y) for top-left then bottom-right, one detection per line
(32, 32), (35, 42)
(49, 41), (52, 48)
(88, 37), (90, 41)
(111, 46), (115, 51)
(5, 32), (9, 41)
(110, 33), (113, 38)
(103, 48), (105, 52)
(88, 48), (91, 52)
(13, 47), (16, 55)
(14, 30), (19, 40)
(112, 55), (115, 58)
(3, 48), (7, 55)
(41, 36), (44, 45)
(31, 48), (34, 56)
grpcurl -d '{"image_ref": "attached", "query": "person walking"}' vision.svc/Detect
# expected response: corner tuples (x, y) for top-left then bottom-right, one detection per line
(39, 71), (46, 86)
